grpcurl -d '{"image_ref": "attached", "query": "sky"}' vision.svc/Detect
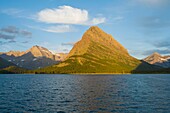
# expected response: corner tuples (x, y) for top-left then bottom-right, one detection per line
(0, 0), (170, 59)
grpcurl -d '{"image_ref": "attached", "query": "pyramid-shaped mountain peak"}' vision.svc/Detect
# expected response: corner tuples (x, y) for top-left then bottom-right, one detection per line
(145, 52), (162, 60)
(25, 45), (54, 58)
(83, 26), (110, 40)
(67, 26), (128, 58)
(87, 26), (104, 33)
(30, 45), (49, 52)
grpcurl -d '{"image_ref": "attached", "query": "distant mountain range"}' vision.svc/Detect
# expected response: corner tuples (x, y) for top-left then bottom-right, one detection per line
(36, 26), (161, 74)
(0, 26), (169, 74)
(0, 45), (67, 70)
(143, 52), (170, 68)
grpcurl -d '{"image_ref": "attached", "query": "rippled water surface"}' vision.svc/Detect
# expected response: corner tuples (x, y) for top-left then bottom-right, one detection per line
(0, 74), (170, 112)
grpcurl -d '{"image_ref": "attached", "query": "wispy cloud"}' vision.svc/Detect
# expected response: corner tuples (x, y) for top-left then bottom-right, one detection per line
(142, 49), (170, 55)
(1, 8), (23, 16)
(61, 42), (75, 46)
(28, 25), (77, 33)
(113, 16), (124, 21)
(20, 30), (32, 37)
(42, 25), (77, 33)
(0, 34), (16, 45)
(63, 49), (69, 52)
(22, 41), (29, 44)
(0, 8), (35, 20)
(1, 26), (19, 34)
(36, 5), (106, 25)
(140, 38), (170, 56)
(37, 42), (71, 53)
(0, 26), (32, 37)
(139, 17), (170, 29)
(0, 26), (32, 44)
(154, 40), (170, 48)
(0, 33), (15, 40)
(0, 45), (12, 52)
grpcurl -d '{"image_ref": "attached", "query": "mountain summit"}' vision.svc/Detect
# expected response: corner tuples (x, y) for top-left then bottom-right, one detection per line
(144, 52), (170, 68)
(144, 52), (162, 64)
(67, 26), (128, 58)
(26, 45), (56, 60)
(37, 26), (160, 73)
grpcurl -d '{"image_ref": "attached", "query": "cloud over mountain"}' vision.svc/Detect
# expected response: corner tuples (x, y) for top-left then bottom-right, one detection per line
(37, 5), (105, 25)
(153, 40), (170, 48)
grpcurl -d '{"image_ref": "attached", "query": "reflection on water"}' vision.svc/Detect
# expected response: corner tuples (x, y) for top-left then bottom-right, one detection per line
(0, 74), (170, 112)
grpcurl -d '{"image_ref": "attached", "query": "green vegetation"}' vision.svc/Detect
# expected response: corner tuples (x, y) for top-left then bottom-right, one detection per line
(0, 66), (28, 74)
(35, 54), (160, 74)
(34, 41), (160, 74)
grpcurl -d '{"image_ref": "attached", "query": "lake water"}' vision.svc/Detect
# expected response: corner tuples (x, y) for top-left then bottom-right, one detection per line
(0, 74), (170, 112)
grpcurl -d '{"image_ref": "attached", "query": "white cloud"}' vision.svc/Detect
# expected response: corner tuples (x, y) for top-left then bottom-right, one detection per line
(61, 42), (75, 46)
(86, 17), (106, 25)
(37, 5), (105, 25)
(42, 25), (77, 33)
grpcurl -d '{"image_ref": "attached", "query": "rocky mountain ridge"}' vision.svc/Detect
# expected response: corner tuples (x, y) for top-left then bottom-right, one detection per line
(0, 46), (67, 70)
(144, 52), (170, 68)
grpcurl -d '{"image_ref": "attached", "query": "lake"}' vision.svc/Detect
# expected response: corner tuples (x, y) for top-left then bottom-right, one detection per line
(0, 74), (170, 112)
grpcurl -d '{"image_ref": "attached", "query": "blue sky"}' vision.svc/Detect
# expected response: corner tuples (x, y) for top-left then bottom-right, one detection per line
(0, 0), (170, 59)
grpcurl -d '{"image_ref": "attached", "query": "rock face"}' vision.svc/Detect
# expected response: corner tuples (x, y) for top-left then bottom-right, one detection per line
(144, 52), (170, 68)
(5, 51), (25, 57)
(67, 26), (128, 58)
(38, 26), (160, 73)
(0, 46), (67, 70)
(25, 45), (57, 60)
(0, 57), (16, 69)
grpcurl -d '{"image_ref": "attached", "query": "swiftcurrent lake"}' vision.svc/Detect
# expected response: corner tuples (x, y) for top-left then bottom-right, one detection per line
(0, 74), (170, 113)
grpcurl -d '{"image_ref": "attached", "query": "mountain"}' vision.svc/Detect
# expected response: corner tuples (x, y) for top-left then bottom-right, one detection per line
(0, 57), (16, 69)
(4, 51), (25, 57)
(25, 45), (60, 61)
(144, 52), (170, 68)
(36, 26), (160, 74)
(0, 46), (67, 70)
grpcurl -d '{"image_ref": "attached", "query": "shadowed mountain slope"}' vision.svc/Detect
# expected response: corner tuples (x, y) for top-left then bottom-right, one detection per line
(0, 57), (16, 69)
